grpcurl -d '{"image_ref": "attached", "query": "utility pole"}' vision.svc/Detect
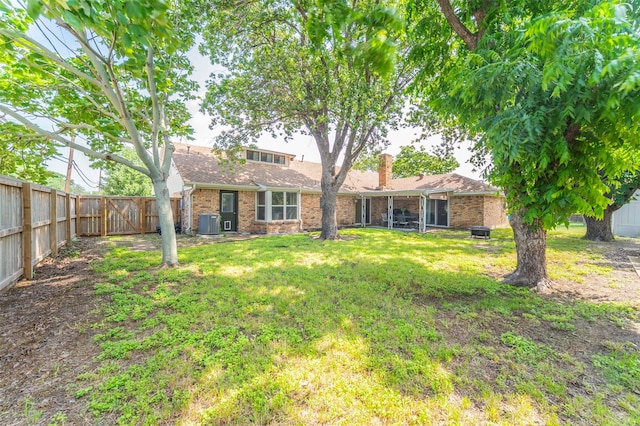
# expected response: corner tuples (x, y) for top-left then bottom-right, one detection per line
(98, 168), (102, 195)
(64, 144), (74, 193)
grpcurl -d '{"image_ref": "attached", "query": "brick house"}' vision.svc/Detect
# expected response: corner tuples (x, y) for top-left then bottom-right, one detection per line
(170, 144), (508, 234)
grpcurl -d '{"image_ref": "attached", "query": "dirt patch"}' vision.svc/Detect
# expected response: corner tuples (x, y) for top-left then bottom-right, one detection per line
(0, 237), (109, 425)
(549, 241), (640, 307)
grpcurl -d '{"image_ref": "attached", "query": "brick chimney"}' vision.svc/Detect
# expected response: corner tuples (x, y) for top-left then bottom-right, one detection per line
(378, 153), (393, 189)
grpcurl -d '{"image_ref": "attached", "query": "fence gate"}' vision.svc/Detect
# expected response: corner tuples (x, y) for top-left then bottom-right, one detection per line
(78, 196), (180, 236)
(1, 173), (182, 288)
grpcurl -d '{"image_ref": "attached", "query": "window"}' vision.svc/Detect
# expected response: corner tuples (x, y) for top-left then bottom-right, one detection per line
(256, 192), (266, 220)
(286, 192), (298, 219)
(245, 149), (288, 165)
(272, 191), (284, 220)
(256, 191), (298, 221)
(221, 193), (234, 213)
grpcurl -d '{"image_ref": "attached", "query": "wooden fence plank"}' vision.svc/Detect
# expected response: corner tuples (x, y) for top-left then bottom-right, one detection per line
(22, 182), (33, 280)
(50, 189), (58, 257)
(1, 173), (181, 289)
(100, 196), (106, 237)
(66, 193), (72, 244)
(0, 177), (24, 291)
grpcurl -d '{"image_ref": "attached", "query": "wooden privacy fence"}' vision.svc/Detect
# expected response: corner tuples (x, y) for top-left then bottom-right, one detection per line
(0, 174), (180, 291)
(78, 196), (180, 236)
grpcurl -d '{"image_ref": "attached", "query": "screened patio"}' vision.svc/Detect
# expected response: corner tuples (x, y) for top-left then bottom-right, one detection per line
(355, 189), (453, 232)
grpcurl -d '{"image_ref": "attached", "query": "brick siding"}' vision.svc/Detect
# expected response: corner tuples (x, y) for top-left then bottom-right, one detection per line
(189, 189), (506, 234)
(189, 189), (359, 234)
(301, 193), (357, 230)
(191, 188), (220, 233)
(483, 196), (509, 228)
(449, 195), (508, 229)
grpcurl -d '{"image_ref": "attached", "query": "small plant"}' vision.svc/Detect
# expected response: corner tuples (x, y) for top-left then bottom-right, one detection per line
(500, 332), (554, 364)
(74, 386), (94, 399)
(592, 343), (640, 392)
(551, 321), (575, 332)
(47, 412), (68, 425)
(22, 398), (43, 425)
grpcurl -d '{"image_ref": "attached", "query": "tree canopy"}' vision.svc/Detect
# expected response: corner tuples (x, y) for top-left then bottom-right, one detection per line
(199, 0), (415, 239)
(353, 144), (458, 177)
(46, 171), (87, 194)
(0, 120), (57, 184)
(0, 0), (197, 265)
(409, 0), (640, 288)
(102, 148), (154, 196)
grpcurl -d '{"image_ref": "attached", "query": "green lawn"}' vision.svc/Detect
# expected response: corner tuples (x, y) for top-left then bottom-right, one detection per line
(78, 227), (639, 425)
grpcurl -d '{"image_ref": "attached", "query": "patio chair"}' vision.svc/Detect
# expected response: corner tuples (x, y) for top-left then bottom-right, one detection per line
(381, 213), (389, 226)
(395, 213), (409, 228)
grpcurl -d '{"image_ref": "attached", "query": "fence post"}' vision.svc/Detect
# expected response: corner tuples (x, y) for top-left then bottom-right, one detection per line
(66, 193), (72, 243)
(139, 198), (146, 234)
(22, 182), (33, 280)
(50, 189), (58, 257)
(100, 196), (107, 237)
(75, 196), (81, 237)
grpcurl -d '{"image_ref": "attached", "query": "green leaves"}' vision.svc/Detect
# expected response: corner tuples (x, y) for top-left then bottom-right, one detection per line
(305, 1), (404, 77)
(25, 0), (43, 18)
(200, 0), (410, 163)
(392, 145), (459, 178)
(412, 0), (640, 229)
(0, 0), (196, 180)
(102, 148), (154, 196)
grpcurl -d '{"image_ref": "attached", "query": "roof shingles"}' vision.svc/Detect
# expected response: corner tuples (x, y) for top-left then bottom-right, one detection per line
(172, 144), (496, 194)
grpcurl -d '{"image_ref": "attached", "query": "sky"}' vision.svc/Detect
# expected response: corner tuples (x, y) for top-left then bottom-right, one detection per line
(46, 44), (483, 192)
(48, 115), (481, 193)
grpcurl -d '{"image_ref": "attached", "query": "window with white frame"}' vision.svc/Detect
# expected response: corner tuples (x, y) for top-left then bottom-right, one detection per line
(246, 149), (288, 165)
(256, 191), (266, 220)
(256, 191), (298, 221)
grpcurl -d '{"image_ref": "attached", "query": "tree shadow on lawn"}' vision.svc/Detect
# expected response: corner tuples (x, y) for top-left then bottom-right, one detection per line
(83, 231), (640, 425)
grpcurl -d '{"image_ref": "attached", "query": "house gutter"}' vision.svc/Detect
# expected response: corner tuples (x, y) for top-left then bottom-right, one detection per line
(359, 188), (456, 197)
(454, 191), (502, 196)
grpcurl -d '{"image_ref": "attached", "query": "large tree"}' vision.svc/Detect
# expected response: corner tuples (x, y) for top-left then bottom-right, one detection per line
(0, 0), (196, 265)
(410, 0), (640, 290)
(199, 0), (414, 240)
(584, 171), (640, 242)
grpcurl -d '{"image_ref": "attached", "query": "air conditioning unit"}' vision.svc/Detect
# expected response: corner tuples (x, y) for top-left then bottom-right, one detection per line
(198, 214), (220, 235)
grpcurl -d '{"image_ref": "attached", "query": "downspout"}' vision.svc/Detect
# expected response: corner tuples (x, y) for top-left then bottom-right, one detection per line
(184, 184), (195, 234)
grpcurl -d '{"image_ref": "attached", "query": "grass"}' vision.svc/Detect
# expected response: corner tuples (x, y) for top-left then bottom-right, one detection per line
(77, 226), (639, 425)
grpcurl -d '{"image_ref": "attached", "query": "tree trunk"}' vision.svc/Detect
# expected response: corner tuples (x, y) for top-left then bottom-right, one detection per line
(152, 179), (178, 266)
(503, 212), (551, 292)
(319, 184), (340, 240)
(583, 208), (615, 242)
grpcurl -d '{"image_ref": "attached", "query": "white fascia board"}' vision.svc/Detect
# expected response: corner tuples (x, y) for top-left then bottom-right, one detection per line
(183, 182), (263, 191)
(453, 191), (503, 197)
(359, 188), (456, 197)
